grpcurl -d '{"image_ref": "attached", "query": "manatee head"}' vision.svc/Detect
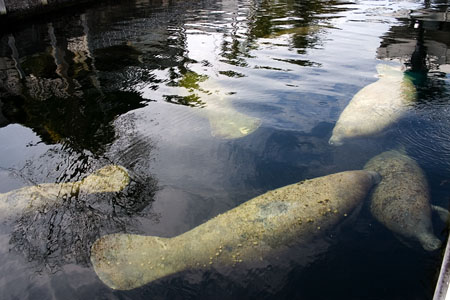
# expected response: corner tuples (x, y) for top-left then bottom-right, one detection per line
(366, 171), (382, 185)
(376, 64), (404, 78)
(328, 135), (344, 146)
(329, 123), (349, 146)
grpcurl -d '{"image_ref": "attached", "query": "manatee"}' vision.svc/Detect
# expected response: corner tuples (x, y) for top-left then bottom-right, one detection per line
(172, 72), (261, 139)
(198, 80), (261, 139)
(364, 150), (441, 251)
(205, 104), (262, 139)
(91, 170), (380, 290)
(329, 64), (416, 146)
(0, 165), (130, 220)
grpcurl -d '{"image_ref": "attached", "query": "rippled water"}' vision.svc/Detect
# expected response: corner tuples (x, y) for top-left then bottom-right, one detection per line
(0, 0), (449, 299)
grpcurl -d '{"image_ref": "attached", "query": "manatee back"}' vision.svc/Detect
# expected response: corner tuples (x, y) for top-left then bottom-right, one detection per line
(364, 150), (439, 251)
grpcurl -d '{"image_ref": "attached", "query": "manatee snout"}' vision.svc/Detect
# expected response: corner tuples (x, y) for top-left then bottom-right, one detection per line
(418, 232), (442, 251)
(366, 171), (381, 185)
(328, 135), (344, 146)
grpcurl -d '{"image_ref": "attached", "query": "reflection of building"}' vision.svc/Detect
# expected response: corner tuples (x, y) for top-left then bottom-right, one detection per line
(0, 0), (84, 17)
(377, 9), (450, 71)
(0, 11), (152, 152)
(0, 0), (186, 99)
(0, 19), (96, 101)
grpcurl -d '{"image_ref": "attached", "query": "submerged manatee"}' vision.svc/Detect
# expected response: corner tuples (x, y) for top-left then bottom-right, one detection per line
(198, 79), (261, 139)
(173, 72), (261, 139)
(0, 165), (130, 220)
(91, 170), (380, 290)
(205, 104), (262, 139)
(329, 64), (416, 146)
(364, 150), (441, 251)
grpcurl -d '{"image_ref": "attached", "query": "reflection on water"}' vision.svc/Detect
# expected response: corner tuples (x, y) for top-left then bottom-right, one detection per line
(0, 0), (449, 299)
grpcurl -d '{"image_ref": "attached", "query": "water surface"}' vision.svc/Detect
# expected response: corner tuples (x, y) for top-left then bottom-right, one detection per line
(0, 0), (450, 299)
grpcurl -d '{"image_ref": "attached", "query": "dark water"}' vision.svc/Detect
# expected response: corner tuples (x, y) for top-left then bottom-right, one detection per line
(0, 0), (449, 299)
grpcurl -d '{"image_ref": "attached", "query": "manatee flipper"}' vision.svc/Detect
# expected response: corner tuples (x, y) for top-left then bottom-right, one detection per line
(91, 170), (379, 290)
(0, 165), (130, 220)
(432, 205), (450, 223)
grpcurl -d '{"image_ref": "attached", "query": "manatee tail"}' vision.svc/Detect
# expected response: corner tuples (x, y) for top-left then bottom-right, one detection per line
(79, 165), (130, 194)
(91, 233), (182, 290)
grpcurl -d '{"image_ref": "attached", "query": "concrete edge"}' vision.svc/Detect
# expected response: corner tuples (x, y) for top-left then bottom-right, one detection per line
(0, 0), (103, 21)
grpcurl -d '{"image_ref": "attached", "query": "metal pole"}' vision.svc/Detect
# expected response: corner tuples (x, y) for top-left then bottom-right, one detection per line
(433, 236), (450, 300)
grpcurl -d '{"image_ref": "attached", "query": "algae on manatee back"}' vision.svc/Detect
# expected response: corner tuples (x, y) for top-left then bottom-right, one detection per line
(329, 64), (417, 146)
(364, 150), (441, 251)
(0, 165), (130, 220)
(91, 170), (379, 290)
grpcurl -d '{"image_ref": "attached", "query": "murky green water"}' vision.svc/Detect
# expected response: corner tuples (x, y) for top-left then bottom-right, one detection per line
(0, 0), (449, 298)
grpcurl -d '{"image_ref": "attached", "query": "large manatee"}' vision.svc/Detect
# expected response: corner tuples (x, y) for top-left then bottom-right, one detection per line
(329, 64), (416, 146)
(0, 165), (130, 220)
(364, 150), (441, 251)
(91, 170), (380, 290)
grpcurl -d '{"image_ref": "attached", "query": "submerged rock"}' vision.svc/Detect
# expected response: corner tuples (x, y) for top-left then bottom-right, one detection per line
(364, 150), (441, 251)
(329, 64), (416, 146)
(0, 165), (130, 220)
(91, 170), (379, 290)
